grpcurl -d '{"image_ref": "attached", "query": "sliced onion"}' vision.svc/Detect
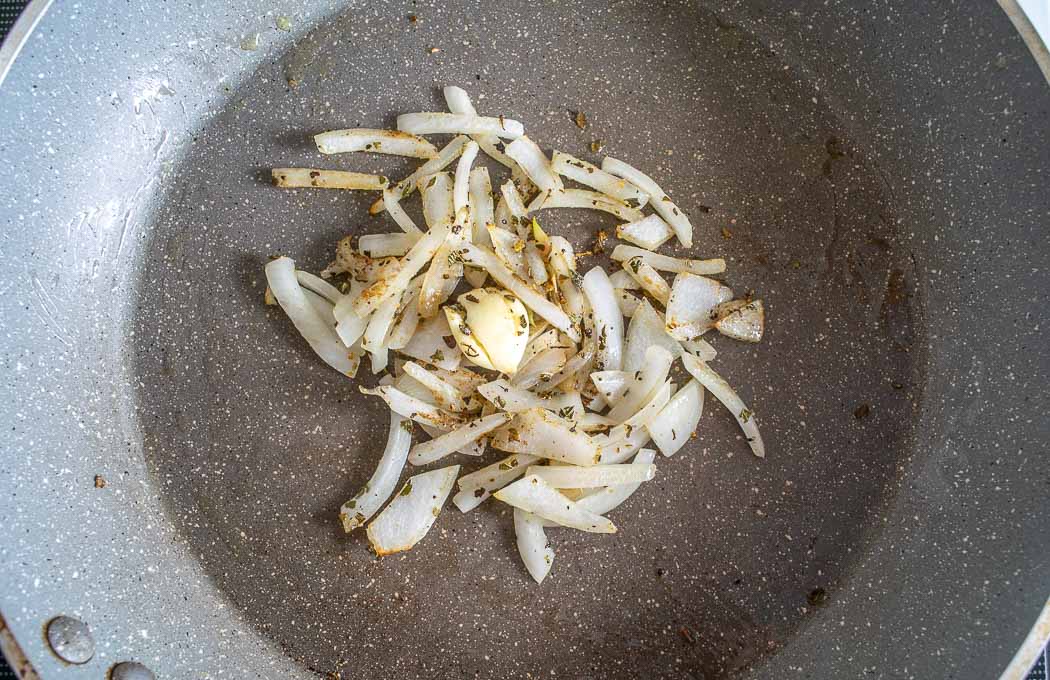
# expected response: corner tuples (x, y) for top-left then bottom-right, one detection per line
(572, 448), (656, 516)
(680, 337), (717, 362)
(398, 313), (463, 371)
(443, 86), (517, 168)
(369, 135), (469, 214)
(530, 188), (644, 222)
(680, 353), (765, 458)
(594, 425), (651, 465)
(265, 257), (359, 376)
(467, 167), (494, 288)
(622, 256), (671, 306)
(610, 245), (725, 276)
(549, 151), (648, 207)
(453, 140), (479, 214)
(398, 112), (524, 138)
(386, 285), (422, 351)
(526, 462), (655, 488)
(646, 380), (704, 457)
(606, 380), (672, 442)
(489, 408), (601, 466)
(360, 384), (466, 430)
(402, 360), (467, 412)
(339, 411), (412, 532)
(366, 465), (459, 556)
(601, 156), (692, 247)
(523, 241), (548, 285)
(514, 509), (554, 583)
(271, 168), (388, 191)
(581, 267), (624, 372)
(452, 453), (540, 512)
(359, 232), (420, 258)
(616, 289), (641, 317)
(382, 188), (423, 235)
(419, 171), (455, 229)
(547, 235), (577, 278)
(511, 347), (568, 390)
(314, 128), (438, 159)
(615, 214), (674, 251)
(500, 179), (530, 220)
(624, 299), (683, 374)
(353, 228), (447, 317)
(487, 224), (530, 280)
(295, 270), (344, 305)
(608, 269), (639, 290)
(590, 370), (631, 404)
(409, 412), (511, 466)
(505, 136), (563, 194)
(521, 326), (563, 367)
(579, 412), (615, 433)
(664, 272), (734, 341)
(715, 299), (765, 343)
(607, 345), (674, 422)
(477, 379), (581, 413)
(494, 475), (616, 533)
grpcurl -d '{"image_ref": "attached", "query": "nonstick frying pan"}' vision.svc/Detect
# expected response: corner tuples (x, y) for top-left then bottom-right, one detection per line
(1, 1), (1048, 678)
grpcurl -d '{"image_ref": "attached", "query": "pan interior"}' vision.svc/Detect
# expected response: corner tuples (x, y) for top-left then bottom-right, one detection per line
(134, 1), (923, 677)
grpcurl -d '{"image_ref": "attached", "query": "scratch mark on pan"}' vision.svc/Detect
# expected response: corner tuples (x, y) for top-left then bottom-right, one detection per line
(28, 270), (71, 347)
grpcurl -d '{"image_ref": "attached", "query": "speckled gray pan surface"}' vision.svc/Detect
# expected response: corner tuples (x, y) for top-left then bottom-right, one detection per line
(0, 1), (1047, 679)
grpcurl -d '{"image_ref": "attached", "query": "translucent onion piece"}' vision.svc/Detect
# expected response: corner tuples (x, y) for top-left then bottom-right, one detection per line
(608, 269), (639, 290)
(590, 370), (631, 405)
(366, 465), (459, 556)
(547, 235), (577, 277)
(359, 232), (420, 258)
(353, 229), (447, 317)
(601, 156), (693, 247)
(521, 326), (563, 367)
(680, 353), (765, 458)
(610, 245), (726, 276)
(399, 313), (463, 371)
(622, 256), (671, 306)
(511, 347), (568, 390)
(271, 168), (388, 191)
(526, 463), (655, 489)
(488, 224), (530, 281)
(314, 128), (438, 159)
(409, 413), (511, 466)
(402, 361), (467, 412)
(489, 408), (601, 466)
(594, 425), (651, 465)
(397, 112), (524, 138)
(443, 85), (517, 168)
(615, 214), (674, 251)
(715, 299), (765, 343)
(531, 188), (644, 222)
(494, 475), (616, 533)
(680, 337), (717, 362)
(573, 448), (657, 516)
(382, 188), (423, 234)
(549, 151), (648, 207)
(500, 179), (531, 219)
(624, 299), (683, 373)
(581, 267), (624, 372)
(477, 379), (581, 413)
(265, 257), (359, 376)
(452, 453), (540, 512)
(616, 289), (641, 318)
(360, 385), (465, 430)
(664, 272), (734, 341)
(453, 140), (480, 214)
(524, 241), (548, 285)
(419, 171), (455, 230)
(647, 380), (704, 457)
(607, 345), (674, 422)
(339, 412), (412, 532)
(467, 166), (495, 287)
(514, 509), (555, 583)
(606, 380), (672, 442)
(370, 135), (469, 214)
(505, 136), (564, 194)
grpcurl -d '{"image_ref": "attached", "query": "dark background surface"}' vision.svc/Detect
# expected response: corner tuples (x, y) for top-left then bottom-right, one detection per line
(0, 1), (1046, 679)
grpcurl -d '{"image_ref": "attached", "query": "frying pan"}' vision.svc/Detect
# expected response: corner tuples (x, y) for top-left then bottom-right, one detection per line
(1, 1), (1047, 678)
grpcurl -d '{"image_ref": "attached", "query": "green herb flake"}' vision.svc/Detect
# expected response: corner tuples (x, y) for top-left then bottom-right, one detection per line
(400, 482), (413, 497)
